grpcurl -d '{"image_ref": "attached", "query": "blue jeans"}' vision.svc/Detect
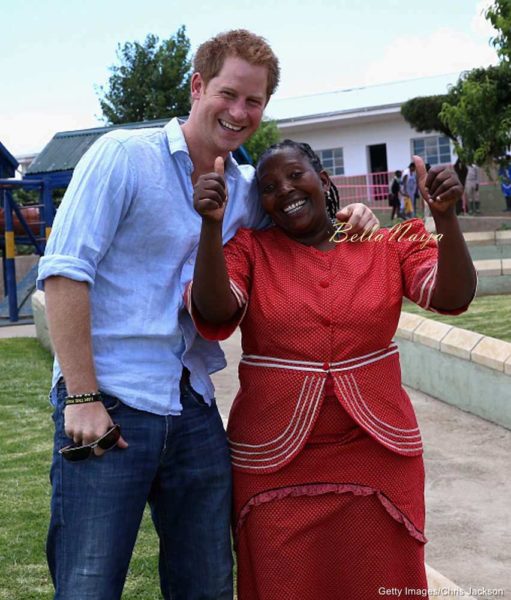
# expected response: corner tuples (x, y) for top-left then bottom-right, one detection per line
(47, 376), (233, 600)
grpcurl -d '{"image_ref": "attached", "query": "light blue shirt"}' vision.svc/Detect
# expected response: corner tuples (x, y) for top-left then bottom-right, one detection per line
(405, 171), (417, 198)
(37, 118), (268, 415)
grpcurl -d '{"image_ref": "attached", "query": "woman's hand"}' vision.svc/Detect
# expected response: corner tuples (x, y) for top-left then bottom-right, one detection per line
(415, 155), (463, 216)
(335, 203), (380, 235)
(193, 157), (228, 223)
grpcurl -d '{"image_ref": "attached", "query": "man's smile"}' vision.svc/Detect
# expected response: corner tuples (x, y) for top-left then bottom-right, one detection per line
(218, 119), (245, 132)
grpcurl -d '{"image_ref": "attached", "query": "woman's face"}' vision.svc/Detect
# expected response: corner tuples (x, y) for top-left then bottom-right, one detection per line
(257, 147), (331, 241)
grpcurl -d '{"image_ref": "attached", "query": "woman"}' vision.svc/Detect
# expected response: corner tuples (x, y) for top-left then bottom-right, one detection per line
(187, 141), (476, 599)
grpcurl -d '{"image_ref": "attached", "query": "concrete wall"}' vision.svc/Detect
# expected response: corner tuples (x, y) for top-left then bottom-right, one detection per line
(397, 312), (511, 430)
(31, 290), (53, 353)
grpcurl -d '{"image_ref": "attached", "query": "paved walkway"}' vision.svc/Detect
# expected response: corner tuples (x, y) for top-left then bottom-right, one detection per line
(0, 323), (36, 338)
(213, 330), (511, 596)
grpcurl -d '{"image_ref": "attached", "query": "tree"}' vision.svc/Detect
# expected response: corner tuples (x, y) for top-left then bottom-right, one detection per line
(401, 1), (511, 168)
(242, 119), (280, 163)
(400, 94), (456, 141)
(440, 65), (511, 166)
(486, 0), (511, 63)
(98, 27), (192, 124)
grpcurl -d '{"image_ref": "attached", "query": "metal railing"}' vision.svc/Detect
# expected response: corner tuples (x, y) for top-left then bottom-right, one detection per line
(0, 178), (53, 322)
(332, 167), (496, 209)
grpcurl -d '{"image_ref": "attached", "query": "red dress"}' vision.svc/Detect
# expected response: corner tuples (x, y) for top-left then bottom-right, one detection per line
(187, 219), (469, 600)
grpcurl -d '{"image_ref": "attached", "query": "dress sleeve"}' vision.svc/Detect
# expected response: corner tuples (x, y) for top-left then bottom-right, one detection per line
(394, 218), (473, 315)
(185, 228), (254, 340)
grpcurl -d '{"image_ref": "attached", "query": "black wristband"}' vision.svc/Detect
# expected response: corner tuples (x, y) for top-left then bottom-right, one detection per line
(65, 392), (102, 406)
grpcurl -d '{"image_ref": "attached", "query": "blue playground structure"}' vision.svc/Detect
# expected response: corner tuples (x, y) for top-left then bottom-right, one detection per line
(0, 141), (56, 324)
(1, 119), (253, 324)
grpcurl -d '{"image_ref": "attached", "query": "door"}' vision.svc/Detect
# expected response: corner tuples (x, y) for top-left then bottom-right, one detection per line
(368, 144), (389, 201)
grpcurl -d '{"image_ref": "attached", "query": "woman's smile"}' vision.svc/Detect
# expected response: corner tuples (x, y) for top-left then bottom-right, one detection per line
(281, 198), (308, 215)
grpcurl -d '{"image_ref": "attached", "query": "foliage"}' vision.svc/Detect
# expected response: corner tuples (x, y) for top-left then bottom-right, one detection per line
(11, 188), (39, 206)
(486, 0), (511, 63)
(440, 65), (511, 166)
(400, 95), (456, 141)
(98, 27), (192, 125)
(242, 119), (280, 164)
(402, 1), (511, 168)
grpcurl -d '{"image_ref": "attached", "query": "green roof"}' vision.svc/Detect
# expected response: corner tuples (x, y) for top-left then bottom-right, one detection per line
(26, 119), (168, 175)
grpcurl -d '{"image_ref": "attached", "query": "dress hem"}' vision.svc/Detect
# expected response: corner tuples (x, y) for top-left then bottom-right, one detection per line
(234, 482), (427, 545)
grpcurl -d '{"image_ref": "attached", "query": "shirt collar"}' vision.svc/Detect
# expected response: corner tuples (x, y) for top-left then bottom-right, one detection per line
(164, 117), (238, 173)
(164, 118), (190, 156)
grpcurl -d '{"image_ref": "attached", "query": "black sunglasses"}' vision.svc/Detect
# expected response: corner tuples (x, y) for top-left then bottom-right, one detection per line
(59, 424), (121, 462)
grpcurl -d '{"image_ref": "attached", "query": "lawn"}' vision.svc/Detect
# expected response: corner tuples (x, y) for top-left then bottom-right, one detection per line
(402, 293), (511, 342)
(0, 338), (161, 599)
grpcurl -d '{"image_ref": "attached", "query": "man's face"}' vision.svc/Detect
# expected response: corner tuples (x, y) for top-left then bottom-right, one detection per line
(190, 55), (268, 157)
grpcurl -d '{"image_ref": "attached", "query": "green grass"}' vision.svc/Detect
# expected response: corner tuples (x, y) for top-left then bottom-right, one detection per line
(402, 294), (511, 342)
(0, 338), (161, 599)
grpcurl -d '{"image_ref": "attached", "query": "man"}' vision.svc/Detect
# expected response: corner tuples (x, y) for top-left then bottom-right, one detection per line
(38, 29), (378, 600)
(499, 155), (511, 212)
(388, 170), (402, 220)
(465, 164), (480, 214)
(401, 161), (417, 218)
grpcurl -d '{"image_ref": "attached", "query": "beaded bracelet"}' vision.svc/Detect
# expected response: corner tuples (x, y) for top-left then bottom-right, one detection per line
(65, 392), (102, 406)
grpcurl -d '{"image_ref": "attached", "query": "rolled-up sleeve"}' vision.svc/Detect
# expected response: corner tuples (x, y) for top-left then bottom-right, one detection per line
(37, 134), (136, 288)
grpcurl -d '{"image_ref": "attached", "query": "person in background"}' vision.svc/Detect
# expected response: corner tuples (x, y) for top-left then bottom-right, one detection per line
(189, 141), (476, 599)
(465, 164), (480, 215)
(388, 169), (402, 220)
(402, 161), (417, 218)
(498, 155), (511, 212)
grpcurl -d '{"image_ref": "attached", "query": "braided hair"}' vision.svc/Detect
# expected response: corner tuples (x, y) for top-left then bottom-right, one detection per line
(257, 139), (340, 219)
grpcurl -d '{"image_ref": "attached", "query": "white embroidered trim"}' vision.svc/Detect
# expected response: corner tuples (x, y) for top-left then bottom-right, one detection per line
(417, 263), (437, 309)
(230, 376), (313, 449)
(334, 375), (422, 453)
(241, 344), (399, 373)
(342, 374), (421, 437)
(229, 279), (247, 308)
(230, 377), (325, 470)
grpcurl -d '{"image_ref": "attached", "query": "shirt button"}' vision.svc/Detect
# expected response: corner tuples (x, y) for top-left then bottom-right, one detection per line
(319, 280), (329, 288)
(321, 318), (331, 327)
(322, 362), (329, 371)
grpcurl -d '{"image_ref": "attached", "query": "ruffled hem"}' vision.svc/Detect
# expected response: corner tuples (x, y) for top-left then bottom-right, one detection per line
(234, 482), (427, 545)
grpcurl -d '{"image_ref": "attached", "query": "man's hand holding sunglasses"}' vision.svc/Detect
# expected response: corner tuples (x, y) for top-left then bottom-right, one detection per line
(62, 399), (128, 461)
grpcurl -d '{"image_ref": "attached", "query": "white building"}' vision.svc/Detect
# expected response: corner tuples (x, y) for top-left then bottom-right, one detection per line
(266, 72), (459, 180)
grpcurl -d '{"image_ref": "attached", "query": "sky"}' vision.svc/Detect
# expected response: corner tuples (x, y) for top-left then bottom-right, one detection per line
(0, 0), (498, 157)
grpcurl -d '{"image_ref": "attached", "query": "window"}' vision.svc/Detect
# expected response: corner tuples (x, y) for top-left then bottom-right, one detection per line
(411, 136), (451, 166)
(317, 147), (344, 176)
